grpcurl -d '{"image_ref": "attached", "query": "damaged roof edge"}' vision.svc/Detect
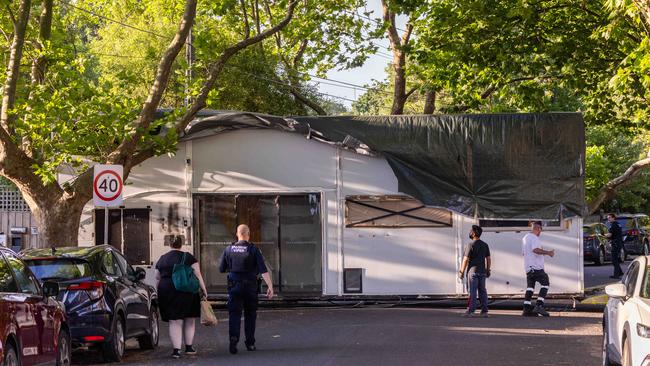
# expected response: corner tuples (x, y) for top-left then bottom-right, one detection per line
(177, 110), (585, 220)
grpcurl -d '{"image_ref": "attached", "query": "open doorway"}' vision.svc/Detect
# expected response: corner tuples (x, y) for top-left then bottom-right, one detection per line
(95, 208), (151, 265)
(194, 193), (322, 294)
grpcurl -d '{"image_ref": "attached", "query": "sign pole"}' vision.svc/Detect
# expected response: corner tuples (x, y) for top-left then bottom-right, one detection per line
(104, 206), (109, 245)
(94, 164), (123, 247)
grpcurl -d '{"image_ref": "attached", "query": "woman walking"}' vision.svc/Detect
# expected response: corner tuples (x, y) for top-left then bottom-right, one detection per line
(155, 235), (208, 358)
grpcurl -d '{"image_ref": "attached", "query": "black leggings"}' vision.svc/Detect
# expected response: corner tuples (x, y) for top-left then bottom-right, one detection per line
(524, 269), (549, 309)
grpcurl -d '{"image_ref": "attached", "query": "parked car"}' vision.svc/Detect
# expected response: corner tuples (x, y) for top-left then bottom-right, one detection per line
(603, 255), (650, 366)
(603, 214), (650, 258)
(20, 245), (159, 362)
(584, 223), (617, 265)
(0, 246), (71, 366)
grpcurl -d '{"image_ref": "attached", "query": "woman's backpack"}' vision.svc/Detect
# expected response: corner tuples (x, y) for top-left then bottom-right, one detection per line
(172, 252), (200, 293)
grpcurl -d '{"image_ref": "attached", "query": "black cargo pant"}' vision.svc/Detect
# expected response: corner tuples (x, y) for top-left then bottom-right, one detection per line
(611, 242), (624, 277)
(524, 269), (549, 312)
(227, 279), (259, 346)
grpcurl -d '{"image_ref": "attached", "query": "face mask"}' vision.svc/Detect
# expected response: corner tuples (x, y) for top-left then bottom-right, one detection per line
(469, 233), (474, 240)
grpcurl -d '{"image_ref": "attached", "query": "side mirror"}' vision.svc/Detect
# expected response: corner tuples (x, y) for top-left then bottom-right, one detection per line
(135, 267), (147, 281)
(42, 281), (59, 298)
(605, 283), (627, 299)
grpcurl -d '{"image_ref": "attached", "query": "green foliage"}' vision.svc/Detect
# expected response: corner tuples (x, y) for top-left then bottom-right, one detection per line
(1, 0), (370, 187)
(586, 125), (650, 212)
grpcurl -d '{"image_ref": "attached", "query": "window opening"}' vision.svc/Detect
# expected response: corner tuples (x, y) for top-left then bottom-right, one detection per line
(345, 196), (452, 228)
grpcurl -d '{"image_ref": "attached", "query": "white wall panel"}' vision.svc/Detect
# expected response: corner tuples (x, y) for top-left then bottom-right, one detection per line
(191, 130), (337, 191)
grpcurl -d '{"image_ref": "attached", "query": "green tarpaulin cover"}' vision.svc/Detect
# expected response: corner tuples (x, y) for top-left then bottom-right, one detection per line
(181, 111), (585, 220)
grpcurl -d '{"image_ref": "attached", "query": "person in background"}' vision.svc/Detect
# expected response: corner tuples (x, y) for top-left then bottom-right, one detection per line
(459, 225), (491, 318)
(521, 221), (554, 317)
(605, 213), (624, 279)
(220, 224), (274, 355)
(155, 235), (208, 359)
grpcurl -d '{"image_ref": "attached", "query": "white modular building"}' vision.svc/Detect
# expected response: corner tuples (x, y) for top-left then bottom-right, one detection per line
(68, 111), (586, 298)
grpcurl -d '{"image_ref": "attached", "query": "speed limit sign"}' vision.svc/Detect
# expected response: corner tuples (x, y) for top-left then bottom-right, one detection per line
(93, 164), (123, 207)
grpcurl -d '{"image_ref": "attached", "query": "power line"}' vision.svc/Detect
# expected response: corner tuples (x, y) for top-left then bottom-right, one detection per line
(58, 1), (170, 40)
(60, 3), (397, 108)
(90, 51), (396, 98)
(60, 0), (395, 63)
(344, 9), (409, 33)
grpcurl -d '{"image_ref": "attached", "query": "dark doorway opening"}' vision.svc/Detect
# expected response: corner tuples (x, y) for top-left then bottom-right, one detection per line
(95, 209), (151, 265)
(194, 193), (322, 294)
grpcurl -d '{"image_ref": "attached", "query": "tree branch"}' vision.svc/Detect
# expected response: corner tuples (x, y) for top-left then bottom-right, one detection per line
(381, 0), (401, 50)
(240, 0), (251, 39)
(5, 5), (16, 29)
(401, 22), (413, 46)
(293, 39), (308, 68)
(587, 154), (650, 214)
(1, 0), (31, 134)
(30, 0), (53, 86)
(290, 87), (327, 115)
(174, 0), (297, 133)
(405, 87), (417, 99)
(107, 0), (197, 170)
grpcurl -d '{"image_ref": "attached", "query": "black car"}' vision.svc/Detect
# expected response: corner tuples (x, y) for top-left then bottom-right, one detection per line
(583, 223), (617, 265)
(20, 245), (159, 362)
(603, 214), (650, 257)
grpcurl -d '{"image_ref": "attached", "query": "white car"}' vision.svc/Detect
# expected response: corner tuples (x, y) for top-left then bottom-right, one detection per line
(603, 255), (650, 366)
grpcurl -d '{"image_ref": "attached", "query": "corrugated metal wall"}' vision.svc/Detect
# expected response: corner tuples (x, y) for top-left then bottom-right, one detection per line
(0, 184), (39, 249)
(0, 211), (40, 248)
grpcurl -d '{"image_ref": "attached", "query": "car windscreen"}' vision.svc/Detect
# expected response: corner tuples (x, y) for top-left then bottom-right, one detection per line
(643, 265), (650, 299)
(24, 258), (92, 281)
(603, 218), (634, 231)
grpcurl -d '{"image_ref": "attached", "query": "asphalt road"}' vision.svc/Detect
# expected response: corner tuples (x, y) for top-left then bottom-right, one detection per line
(584, 257), (632, 289)
(73, 307), (603, 366)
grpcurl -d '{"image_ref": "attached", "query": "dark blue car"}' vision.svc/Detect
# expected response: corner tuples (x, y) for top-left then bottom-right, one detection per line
(20, 245), (159, 362)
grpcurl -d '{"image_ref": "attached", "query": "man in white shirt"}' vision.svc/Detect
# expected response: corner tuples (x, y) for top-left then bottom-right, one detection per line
(522, 221), (555, 317)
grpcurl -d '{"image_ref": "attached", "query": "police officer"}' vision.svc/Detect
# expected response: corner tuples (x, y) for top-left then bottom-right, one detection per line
(605, 213), (624, 279)
(219, 224), (274, 354)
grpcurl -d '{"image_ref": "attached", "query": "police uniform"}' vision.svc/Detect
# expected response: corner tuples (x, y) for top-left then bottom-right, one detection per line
(609, 220), (624, 277)
(219, 240), (269, 349)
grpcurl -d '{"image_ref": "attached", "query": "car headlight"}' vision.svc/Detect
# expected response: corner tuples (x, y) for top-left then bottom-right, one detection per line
(638, 323), (650, 338)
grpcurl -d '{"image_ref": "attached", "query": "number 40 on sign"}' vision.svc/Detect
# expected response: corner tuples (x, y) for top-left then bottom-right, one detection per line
(93, 164), (123, 207)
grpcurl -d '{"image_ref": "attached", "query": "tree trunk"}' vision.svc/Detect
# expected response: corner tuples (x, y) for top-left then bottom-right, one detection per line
(391, 51), (407, 115)
(30, 198), (85, 248)
(423, 90), (436, 114)
(587, 154), (650, 215)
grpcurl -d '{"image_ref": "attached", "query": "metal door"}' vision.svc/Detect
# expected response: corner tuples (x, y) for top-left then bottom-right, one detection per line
(123, 209), (150, 265)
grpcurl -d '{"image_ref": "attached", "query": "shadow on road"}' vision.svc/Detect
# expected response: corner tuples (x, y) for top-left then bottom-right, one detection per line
(71, 308), (603, 366)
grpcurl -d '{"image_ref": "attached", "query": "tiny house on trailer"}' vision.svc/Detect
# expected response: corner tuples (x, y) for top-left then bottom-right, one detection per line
(70, 111), (586, 298)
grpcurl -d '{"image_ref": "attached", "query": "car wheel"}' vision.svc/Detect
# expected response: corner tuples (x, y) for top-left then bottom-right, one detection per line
(4, 342), (18, 366)
(595, 248), (604, 266)
(602, 322), (616, 366)
(56, 328), (72, 366)
(644, 242), (649, 256)
(622, 335), (632, 366)
(620, 248), (627, 262)
(138, 306), (160, 350)
(102, 314), (125, 362)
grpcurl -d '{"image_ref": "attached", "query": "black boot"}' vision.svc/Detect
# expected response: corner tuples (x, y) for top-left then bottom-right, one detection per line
(229, 337), (238, 355)
(522, 304), (536, 317)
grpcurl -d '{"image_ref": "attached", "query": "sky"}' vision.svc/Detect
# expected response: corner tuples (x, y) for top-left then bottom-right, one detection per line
(315, 0), (407, 108)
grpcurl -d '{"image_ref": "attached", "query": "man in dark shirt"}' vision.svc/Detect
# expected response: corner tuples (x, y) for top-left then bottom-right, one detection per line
(459, 225), (491, 317)
(605, 213), (624, 279)
(219, 224), (274, 354)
